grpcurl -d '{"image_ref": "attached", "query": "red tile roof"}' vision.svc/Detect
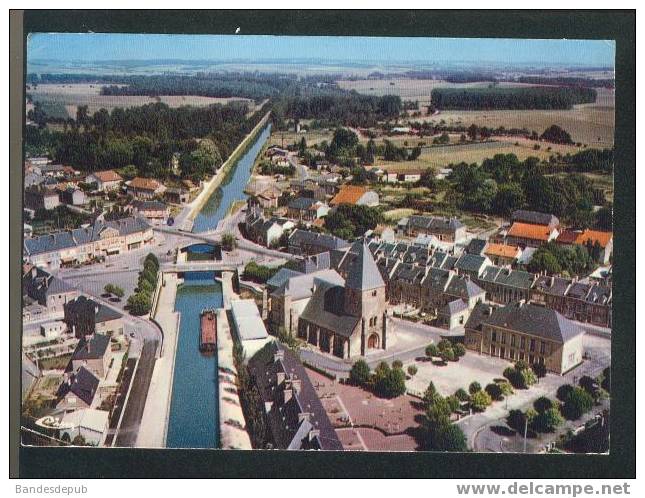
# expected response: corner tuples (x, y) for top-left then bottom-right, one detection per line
(575, 229), (613, 248)
(507, 222), (553, 242)
(92, 170), (122, 183)
(129, 177), (162, 191)
(330, 185), (367, 206)
(485, 243), (521, 259)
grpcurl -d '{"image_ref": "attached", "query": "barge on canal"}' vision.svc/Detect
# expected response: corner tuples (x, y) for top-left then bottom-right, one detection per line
(199, 309), (217, 353)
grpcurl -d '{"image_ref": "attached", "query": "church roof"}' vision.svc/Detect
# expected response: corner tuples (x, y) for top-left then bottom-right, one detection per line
(345, 241), (385, 291)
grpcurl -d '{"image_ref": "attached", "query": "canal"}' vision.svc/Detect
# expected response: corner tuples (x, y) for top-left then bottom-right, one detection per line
(165, 123), (271, 448)
(192, 124), (272, 233)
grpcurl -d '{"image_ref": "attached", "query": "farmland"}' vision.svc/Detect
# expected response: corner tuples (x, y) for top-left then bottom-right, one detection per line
(338, 78), (615, 147)
(27, 83), (255, 118)
(376, 137), (584, 172)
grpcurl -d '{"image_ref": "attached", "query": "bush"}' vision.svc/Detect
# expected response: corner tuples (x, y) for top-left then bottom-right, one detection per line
(453, 343), (466, 357)
(431, 423), (468, 452)
(507, 409), (528, 433)
(470, 390), (492, 412)
(485, 383), (504, 401)
(127, 292), (151, 316)
(561, 387), (594, 420)
(533, 396), (554, 413)
(349, 359), (371, 385)
(504, 365), (537, 389)
(392, 360), (403, 370)
(221, 232), (237, 251)
(468, 382), (482, 395)
(438, 339), (453, 352)
(425, 343), (439, 359)
(445, 395), (461, 413)
(497, 380), (514, 397)
(532, 362), (547, 379)
(407, 365), (418, 377)
(441, 348), (456, 362)
(578, 375), (599, 396)
(601, 367), (610, 392)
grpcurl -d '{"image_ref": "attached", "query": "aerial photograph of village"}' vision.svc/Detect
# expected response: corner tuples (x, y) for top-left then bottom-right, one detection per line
(20, 33), (614, 454)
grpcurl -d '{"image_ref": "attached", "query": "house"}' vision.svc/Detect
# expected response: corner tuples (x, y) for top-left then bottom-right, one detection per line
(24, 186), (60, 211)
(454, 253), (492, 280)
(69, 333), (112, 379)
(288, 229), (350, 256)
(476, 266), (535, 305)
(464, 301), (584, 375)
(287, 197), (329, 223)
(531, 275), (612, 327)
(484, 243), (522, 267)
(127, 177), (166, 200)
(33, 163), (66, 177)
(59, 408), (109, 446)
(56, 366), (100, 412)
(40, 320), (67, 339)
(464, 238), (488, 256)
(296, 242), (389, 358)
(419, 268), (485, 315)
(128, 200), (170, 225)
(506, 222), (559, 248)
(246, 209), (295, 247)
(24, 172), (45, 188)
(252, 185), (282, 209)
(400, 215), (467, 244)
(229, 300), (271, 358)
(330, 185), (379, 207)
(511, 210), (560, 229)
(164, 186), (190, 205)
(23, 266), (80, 318)
(23, 216), (153, 270)
(247, 342), (343, 450)
(437, 299), (471, 330)
(574, 230), (613, 264)
(59, 186), (86, 206)
(64, 296), (124, 338)
(86, 170), (123, 192)
(385, 170), (423, 183)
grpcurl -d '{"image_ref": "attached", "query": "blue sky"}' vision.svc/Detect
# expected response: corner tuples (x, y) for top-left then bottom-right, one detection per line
(27, 33), (615, 67)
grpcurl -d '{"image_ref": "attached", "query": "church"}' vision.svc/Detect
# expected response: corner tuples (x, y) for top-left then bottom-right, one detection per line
(296, 241), (389, 359)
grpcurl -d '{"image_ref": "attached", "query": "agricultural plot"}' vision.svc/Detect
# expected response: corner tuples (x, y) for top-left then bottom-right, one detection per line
(27, 83), (255, 118)
(268, 129), (334, 147)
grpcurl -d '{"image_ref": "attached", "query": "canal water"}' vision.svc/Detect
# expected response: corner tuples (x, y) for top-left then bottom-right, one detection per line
(192, 124), (272, 233)
(166, 123), (271, 449)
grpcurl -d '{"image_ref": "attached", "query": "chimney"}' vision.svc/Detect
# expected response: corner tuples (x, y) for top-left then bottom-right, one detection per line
(298, 412), (312, 423)
(549, 276), (555, 287)
(308, 429), (321, 442)
(486, 305), (493, 316)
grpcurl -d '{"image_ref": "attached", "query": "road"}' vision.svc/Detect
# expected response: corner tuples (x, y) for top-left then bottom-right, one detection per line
(114, 340), (158, 447)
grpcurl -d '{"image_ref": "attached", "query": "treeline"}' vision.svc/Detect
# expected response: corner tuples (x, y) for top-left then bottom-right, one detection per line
(273, 94), (402, 128)
(431, 86), (597, 110)
(26, 99), (271, 180)
(442, 153), (609, 228)
(514, 76), (614, 89)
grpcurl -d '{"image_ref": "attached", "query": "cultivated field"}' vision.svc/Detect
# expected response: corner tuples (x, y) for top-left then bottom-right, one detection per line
(377, 137), (584, 172)
(339, 78), (615, 147)
(267, 129), (334, 147)
(27, 83), (256, 118)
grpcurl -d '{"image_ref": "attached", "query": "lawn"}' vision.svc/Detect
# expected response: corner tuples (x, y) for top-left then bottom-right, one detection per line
(38, 353), (72, 371)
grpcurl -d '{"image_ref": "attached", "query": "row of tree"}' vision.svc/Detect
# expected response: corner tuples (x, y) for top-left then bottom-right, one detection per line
(431, 87), (597, 111)
(126, 253), (159, 316)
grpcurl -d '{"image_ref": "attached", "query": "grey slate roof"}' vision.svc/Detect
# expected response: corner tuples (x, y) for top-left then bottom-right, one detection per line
(408, 215), (464, 233)
(391, 263), (426, 284)
(288, 197), (316, 210)
(455, 254), (489, 274)
(56, 366), (99, 406)
(478, 302), (583, 343)
(24, 216), (151, 256)
(445, 275), (485, 299)
(71, 334), (110, 361)
(494, 268), (535, 289)
(465, 238), (488, 255)
(266, 268), (303, 290)
(271, 270), (344, 300)
(345, 242), (385, 291)
(23, 266), (77, 304)
(442, 299), (469, 315)
(289, 229), (350, 252)
(299, 280), (360, 338)
(247, 342), (343, 451)
(532, 275), (571, 297)
(512, 210), (559, 227)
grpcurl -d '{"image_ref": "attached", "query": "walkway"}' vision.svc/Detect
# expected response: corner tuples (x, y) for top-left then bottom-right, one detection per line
(136, 273), (180, 448)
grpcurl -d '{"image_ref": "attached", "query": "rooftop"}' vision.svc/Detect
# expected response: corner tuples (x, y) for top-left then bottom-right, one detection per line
(507, 222), (554, 241)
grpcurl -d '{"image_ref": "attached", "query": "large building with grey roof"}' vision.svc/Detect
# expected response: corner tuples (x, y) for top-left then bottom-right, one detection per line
(23, 216), (153, 270)
(464, 301), (584, 374)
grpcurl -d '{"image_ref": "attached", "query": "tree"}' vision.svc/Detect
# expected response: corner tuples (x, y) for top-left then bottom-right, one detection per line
(561, 387), (594, 420)
(441, 348), (456, 363)
(392, 360), (403, 370)
(556, 384), (575, 403)
(407, 365), (418, 377)
(423, 382), (441, 407)
(180, 138), (223, 180)
(493, 182), (526, 215)
(454, 388), (470, 402)
(127, 292), (152, 316)
(350, 359), (371, 385)
(541, 125), (574, 145)
(532, 363), (547, 381)
(468, 381), (482, 395)
(453, 343), (466, 358)
(432, 424), (468, 452)
(221, 232), (237, 252)
(470, 390), (492, 412)
(532, 407), (564, 433)
(331, 128), (359, 150)
(507, 409), (528, 433)
(485, 383), (504, 401)
(374, 367), (406, 399)
(533, 396), (554, 413)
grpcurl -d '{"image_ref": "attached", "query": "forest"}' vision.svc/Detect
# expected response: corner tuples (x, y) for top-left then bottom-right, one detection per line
(430, 86), (597, 110)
